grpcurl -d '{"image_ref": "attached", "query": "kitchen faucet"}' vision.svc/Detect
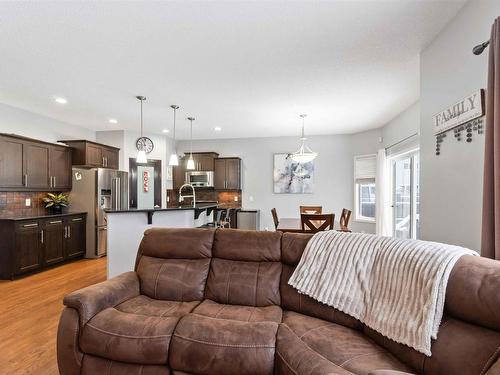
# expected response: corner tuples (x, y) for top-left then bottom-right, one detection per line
(179, 183), (196, 207)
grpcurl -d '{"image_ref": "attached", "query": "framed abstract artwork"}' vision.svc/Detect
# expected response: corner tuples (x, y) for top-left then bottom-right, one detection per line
(273, 153), (314, 194)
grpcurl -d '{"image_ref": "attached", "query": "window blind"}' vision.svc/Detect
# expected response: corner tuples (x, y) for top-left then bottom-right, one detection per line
(354, 154), (376, 181)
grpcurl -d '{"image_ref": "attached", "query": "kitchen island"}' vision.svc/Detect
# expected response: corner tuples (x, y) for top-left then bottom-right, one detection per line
(105, 203), (217, 278)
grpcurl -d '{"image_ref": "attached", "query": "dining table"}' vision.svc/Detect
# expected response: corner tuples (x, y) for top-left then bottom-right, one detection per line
(276, 218), (351, 233)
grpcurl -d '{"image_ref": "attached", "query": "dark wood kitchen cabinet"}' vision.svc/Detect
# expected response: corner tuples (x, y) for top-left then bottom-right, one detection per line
(0, 134), (72, 191)
(0, 213), (87, 279)
(14, 221), (44, 274)
(43, 218), (65, 265)
(50, 146), (72, 190)
(0, 135), (25, 188)
(65, 216), (86, 259)
(173, 156), (186, 190)
(59, 140), (120, 169)
(191, 152), (218, 171)
(214, 157), (241, 191)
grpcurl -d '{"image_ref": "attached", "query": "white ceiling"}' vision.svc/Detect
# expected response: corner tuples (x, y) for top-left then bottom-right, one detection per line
(0, 1), (466, 140)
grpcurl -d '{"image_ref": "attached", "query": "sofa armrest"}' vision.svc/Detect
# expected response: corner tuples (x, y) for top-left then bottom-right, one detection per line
(63, 271), (140, 327)
(368, 371), (416, 375)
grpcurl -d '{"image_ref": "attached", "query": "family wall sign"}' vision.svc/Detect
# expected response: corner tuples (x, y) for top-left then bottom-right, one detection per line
(433, 89), (485, 156)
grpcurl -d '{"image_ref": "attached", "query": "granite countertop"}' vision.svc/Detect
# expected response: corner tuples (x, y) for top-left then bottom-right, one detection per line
(105, 202), (218, 214)
(0, 210), (87, 221)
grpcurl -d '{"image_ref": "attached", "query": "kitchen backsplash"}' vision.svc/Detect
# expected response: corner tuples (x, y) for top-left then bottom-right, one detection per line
(0, 192), (50, 216)
(167, 189), (241, 208)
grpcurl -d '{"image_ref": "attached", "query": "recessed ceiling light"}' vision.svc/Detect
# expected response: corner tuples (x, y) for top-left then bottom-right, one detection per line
(108, 118), (118, 124)
(214, 127), (222, 132)
(162, 129), (170, 133)
(54, 96), (67, 104)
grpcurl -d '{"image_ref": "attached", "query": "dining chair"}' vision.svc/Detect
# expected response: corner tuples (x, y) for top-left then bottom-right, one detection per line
(301, 213), (334, 233)
(339, 208), (352, 232)
(219, 208), (232, 228)
(299, 205), (323, 214)
(207, 209), (224, 228)
(271, 208), (279, 229)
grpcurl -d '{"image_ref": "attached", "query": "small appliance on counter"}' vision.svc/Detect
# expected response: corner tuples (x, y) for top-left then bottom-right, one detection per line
(237, 209), (260, 230)
(69, 168), (128, 258)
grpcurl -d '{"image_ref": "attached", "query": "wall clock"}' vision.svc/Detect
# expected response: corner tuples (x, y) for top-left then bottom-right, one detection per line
(136, 137), (154, 154)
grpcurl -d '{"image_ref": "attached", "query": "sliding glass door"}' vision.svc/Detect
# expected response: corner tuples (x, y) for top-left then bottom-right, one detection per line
(392, 150), (420, 240)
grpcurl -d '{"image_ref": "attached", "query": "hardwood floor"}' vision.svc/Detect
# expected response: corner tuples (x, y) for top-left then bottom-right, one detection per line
(0, 258), (107, 375)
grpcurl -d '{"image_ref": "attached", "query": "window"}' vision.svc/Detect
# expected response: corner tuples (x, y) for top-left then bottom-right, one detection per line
(354, 155), (376, 222)
(391, 149), (419, 239)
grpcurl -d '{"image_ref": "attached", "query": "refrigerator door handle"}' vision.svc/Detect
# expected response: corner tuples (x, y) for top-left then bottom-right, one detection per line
(117, 178), (121, 210)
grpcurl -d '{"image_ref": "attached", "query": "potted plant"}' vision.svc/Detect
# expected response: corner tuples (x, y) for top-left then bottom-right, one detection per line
(42, 193), (69, 214)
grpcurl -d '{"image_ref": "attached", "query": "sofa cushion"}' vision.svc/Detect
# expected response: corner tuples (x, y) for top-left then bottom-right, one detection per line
(80, 297), (198, 365)
(81, 354), (170, 375)
(193, 299), (282, 322)
(205, 258), (281, 306)
(169, 307), (280, 375)
(137, 256), (211, 301)
(277, 311), (413, 375)
(136, 228), (214, 301)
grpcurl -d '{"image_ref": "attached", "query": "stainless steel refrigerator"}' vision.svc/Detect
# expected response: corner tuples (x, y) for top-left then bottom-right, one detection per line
(69, 168), (128, 258)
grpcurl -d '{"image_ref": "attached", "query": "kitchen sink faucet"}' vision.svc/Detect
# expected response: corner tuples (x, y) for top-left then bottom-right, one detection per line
(179, 183), (196, 207)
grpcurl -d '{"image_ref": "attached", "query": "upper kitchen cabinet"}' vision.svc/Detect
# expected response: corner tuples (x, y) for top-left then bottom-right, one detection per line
(192, 152), (219, 171)
(173, 156), (186, 190)
(0, 134), (72, 191)
(214, 157), (241, 191)
(60, 140), (120, 169)
(0, 135), (25, 189)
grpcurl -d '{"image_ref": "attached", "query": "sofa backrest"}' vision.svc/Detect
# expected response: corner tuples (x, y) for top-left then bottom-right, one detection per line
(135, 228), (215, 301)
(280, 233), (363, 330)
(281, 232), (500, 375)
(204, 228), (282, 307)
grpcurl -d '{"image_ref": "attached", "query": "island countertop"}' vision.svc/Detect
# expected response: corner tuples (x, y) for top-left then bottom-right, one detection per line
(104, 202), (218, 214)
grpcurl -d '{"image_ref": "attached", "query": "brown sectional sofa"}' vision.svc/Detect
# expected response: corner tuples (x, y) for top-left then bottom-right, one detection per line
(57, 228), (500, 375)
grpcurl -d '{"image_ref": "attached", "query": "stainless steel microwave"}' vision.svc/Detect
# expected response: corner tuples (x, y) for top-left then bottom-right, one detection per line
(185, 171), (214, 187)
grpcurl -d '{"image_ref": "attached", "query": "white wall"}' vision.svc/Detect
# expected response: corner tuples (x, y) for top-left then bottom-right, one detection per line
(382, 102), (420, 149)
(0, 102), (95, 142)
(419, 0), (499, 251)
(178, 131), (381, 232)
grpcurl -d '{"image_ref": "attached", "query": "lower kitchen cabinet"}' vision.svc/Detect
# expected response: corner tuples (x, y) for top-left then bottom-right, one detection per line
(65, 216), (86, 259)
(0, 212), (87, 279)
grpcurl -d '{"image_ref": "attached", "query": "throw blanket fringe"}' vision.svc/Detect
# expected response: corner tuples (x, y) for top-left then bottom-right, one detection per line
(288, 231), (478, 356)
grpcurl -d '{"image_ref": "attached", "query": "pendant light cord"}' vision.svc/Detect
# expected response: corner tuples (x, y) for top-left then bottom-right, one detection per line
(140, 99), (143, 137)
(190, 119), (193, 156)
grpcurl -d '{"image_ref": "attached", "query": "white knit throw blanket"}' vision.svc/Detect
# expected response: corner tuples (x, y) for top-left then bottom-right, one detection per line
(288, 231), (478, 356)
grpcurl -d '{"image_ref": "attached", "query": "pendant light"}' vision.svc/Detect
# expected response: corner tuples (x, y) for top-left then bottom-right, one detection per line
(168, 105), (180, 166)
(136, 96), (148, 164)
(291, 114), (318, 163)
(186, 117), (195, 170)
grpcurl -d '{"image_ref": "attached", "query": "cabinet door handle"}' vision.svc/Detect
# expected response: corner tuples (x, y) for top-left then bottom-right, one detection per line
(72, 217), (82, 222)
(53, 176), (56, 187)
(102, 157), (105, 166)
(24, 174), (28, 187)
(40, 230), (44, 244)
(23, 223), (38, 228)
(68, 226), (71, 238)
(49, 220), (62, 224)
(64, 226), (67, 238)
